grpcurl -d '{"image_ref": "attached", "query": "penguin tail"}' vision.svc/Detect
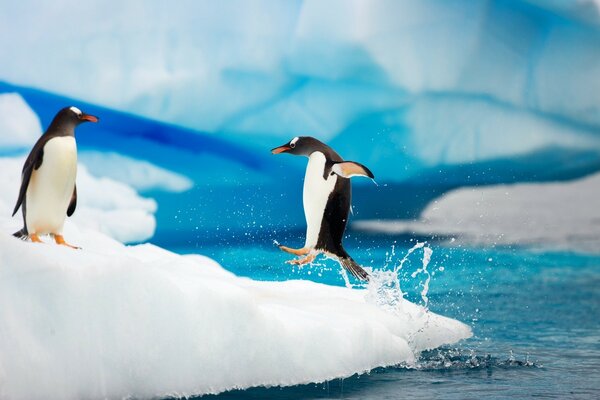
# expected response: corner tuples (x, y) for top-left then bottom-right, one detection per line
(13, 228), (28, 240)
(338, 255), (370, 282)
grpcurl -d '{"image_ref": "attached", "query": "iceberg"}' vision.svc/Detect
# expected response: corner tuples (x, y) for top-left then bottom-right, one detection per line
(0, 226), (471, 400)
(1, 0), (600, 187)
(354, 172), (600, 252)
(0, 93), (42, 150)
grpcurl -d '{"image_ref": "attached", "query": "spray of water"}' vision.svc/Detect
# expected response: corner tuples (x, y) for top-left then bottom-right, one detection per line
(364, 242), (434, 313)
(411, 246), (433, 310)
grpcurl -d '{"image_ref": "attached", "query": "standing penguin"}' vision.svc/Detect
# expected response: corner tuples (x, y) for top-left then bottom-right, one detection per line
(12, 106), (99, 247)
(271, 136), (374, 281)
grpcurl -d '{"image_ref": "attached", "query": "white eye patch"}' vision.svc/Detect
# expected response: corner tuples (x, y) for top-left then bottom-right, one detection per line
(69, 106), (82, 116)
(290, 137), (299, 146)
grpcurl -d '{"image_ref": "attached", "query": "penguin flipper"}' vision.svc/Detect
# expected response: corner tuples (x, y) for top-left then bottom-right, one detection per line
(331, 161), (374, 179)
(67, 185), (77, 217)
(12, 140), (45, 217)
(13, 162), (33, 217)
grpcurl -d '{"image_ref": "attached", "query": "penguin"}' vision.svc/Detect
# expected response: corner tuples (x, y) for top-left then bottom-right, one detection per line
(271, 136), (374, 281)
(12, 106), (99, 248)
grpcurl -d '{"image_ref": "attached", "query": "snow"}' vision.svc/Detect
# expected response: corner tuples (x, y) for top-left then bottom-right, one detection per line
(80, 151), (193, 193)
(0, 157), (156, 243)
(0, 213), (471, 400)
(354, 173), (600, 252)
(0, 93), (42, 148)
(1, 1), (599, 184)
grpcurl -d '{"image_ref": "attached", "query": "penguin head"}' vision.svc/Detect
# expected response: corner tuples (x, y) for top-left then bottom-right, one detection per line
(271, 136), (326, 157)
(47, 106), (99, 134)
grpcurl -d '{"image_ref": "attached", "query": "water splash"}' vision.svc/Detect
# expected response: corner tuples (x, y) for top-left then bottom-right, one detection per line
(411, 246), (433, 310)
(365, 242), (434, 313)
(364, 267), (403, 312)
(407, 348), (541, 370)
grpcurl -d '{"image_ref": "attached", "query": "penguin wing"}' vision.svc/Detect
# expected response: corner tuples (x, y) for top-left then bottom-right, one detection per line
(12, 139), (46, 217)
(331, 161), (374, 179)
(67, 185), (77, 217)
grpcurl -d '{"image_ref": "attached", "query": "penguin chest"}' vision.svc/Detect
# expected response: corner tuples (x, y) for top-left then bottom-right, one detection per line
(26, 137), (77, 234)
(303, 152), (337, 248)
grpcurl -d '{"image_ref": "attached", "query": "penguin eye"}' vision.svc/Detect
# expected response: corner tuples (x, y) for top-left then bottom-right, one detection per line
(290, 142), (296, 148)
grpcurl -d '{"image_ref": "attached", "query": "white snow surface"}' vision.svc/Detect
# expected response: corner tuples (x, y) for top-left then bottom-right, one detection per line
(0, 93), (42, 148)
(0, 157), (156, 243)
(0, 223), (471, 399)
(354, 173), (600, 252)
(80, 151), (193, 193)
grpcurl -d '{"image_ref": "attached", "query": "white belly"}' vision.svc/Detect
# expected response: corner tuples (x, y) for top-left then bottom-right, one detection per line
(25, 137), (77, 235)
(303, 152), (337, 248)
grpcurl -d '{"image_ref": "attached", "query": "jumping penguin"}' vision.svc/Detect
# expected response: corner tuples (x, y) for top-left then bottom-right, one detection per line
(271, 136), (374, 281)
(12, 106), (99, 247)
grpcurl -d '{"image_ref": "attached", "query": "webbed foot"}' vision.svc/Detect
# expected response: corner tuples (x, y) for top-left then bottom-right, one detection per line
(286, 252), (317, 265)
(54, 234), (80, 250)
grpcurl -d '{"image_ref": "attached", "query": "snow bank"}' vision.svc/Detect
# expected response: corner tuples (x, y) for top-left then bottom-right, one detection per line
(0, 157), (156, 243)
(0, 226), (471, 399)
(354, 173), (600, 252)
(0, 93), (42, 148)
(80, 151), (193, 193)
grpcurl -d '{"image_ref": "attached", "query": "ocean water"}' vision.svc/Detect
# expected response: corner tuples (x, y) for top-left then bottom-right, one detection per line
(165, 232), (600, 399)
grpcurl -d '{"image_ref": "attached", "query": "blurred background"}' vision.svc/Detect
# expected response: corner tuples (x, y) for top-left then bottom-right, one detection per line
(1, 0), (599, 253)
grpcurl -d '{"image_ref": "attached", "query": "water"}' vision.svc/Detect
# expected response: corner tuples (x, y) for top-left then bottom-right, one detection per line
(164, 233), (600, 399)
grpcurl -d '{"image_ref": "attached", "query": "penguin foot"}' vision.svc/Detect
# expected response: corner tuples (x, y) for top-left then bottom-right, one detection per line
(286, 252), (317, 265)
(279, 245), (310, 256)
(29, 234), (43, 243)
(54, 234), (80, 250)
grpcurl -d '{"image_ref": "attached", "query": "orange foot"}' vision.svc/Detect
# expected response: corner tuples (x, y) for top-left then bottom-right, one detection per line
(286, 252), (317, 265)
(54, 234), (80, 250)
(279, 245), (310, 256)
(29, 233), (43, 243)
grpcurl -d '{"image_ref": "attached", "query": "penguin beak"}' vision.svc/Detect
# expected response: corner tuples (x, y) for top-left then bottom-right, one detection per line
(80, 113), (99, 123)
(271, 144), (291, 154)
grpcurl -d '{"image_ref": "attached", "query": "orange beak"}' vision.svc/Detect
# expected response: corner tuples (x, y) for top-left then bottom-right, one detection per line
(271, 145), (291, 154)
(80, 113), (99, 123)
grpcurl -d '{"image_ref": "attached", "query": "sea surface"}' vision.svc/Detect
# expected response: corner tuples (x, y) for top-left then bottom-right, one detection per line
(165, 232), (600, 400)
